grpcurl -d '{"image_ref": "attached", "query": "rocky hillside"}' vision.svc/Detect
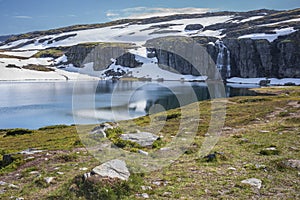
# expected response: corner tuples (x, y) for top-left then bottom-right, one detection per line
(0, 8), (299, 82)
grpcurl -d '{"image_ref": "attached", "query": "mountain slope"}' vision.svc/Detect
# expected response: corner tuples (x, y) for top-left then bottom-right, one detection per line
(0, 8), (299, 83)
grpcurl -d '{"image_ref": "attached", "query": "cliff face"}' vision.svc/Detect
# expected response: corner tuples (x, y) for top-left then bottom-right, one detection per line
(223, 31), (300, 78)
(143, 32), (300, 79)
(145, 36), (220, 79)
(65, 43), (137, 70)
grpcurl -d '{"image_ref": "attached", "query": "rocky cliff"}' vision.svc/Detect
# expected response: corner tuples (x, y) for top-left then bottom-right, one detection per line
(3, 8), (299, 80)
(223, 31), (300, 78)
(65, 42), (137, 70)
(143, 31), (300, 79)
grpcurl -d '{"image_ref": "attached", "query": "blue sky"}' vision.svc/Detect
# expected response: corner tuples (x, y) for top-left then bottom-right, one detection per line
(0, 0), (299, 35)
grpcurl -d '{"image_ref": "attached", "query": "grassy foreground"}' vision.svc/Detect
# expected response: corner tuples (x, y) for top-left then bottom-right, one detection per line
(0, 86), (299, 199)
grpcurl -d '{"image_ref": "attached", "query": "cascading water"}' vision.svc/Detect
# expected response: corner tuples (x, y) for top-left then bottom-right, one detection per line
(215, 40), (231, 79)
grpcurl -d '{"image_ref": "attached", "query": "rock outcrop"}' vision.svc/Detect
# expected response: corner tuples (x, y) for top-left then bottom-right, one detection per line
(120, 132), (159, 147)
(144, 31), (300, 79)
(223, 31), (300, 78)
(65, 43), (136, 70)
(92, 159), (130, 181)
(185, 24), (203, 31)
(115, 52), (143, 68)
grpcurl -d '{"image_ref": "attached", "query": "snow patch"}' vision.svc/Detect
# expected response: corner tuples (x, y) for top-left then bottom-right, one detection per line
(259, 17), (300, 27)
(240, 16), (264, 23)
(2, 15), (233, 51)
(0, 50), (38, 58)
(238, 27), (296, 42)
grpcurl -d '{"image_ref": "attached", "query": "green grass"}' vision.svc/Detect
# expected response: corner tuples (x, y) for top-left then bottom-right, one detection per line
(33, 49), (64, 59)
(0, 86), (299, 199)
(23, 64), (55, 72)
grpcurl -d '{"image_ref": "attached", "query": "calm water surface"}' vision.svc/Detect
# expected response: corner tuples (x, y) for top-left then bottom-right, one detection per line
(0, 81), (258, 129)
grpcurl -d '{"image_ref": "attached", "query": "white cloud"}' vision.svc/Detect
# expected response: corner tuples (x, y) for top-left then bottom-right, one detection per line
(106, 7), (213, 20)
(13, 15), (32, 19)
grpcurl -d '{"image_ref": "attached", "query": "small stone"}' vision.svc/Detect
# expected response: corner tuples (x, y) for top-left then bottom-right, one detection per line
(241, 178), (262, 189)
(255, 164), (267, 170)
(141, 186), (152, 191)
(260, 147), (280, 155)
(289, 147), (299, 151)
(0, 181), (7, 186)
(152, 181), (161, 186)
(16, 198), (24, 200)
(8, 184), (19, 189)
(44, 177), (55, 184)
(228, 167), (237, 171)
(163, 181), (168, 186)
(240, 138), (249, 143)
(138, 150), (149, 156)
(160, 147), (171, 151)
(57, 172), (64, 175)
(141, 193), (149, 198)
(44, 158), (49, 161)
(162, 192), (172, 197)
(24, 156), (35, 161)
(283, 160), (300, 170)
(259, 130), (270, 133)
(54, 167), (60, 170)
(79, 167), (88, 171)
(29, 171), (40, 175)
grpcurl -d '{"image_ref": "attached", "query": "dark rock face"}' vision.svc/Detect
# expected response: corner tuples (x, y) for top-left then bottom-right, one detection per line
(145, 31), (300, 79)
(116, 52), (143, 68)
(65, 43), (136, 70)
(145, 36), (220, 79)
(185, 24), (203, 31)
(223, 31), (300, 78)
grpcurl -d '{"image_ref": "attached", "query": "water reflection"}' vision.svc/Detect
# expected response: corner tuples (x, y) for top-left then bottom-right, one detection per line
(0, 81), (258, 129)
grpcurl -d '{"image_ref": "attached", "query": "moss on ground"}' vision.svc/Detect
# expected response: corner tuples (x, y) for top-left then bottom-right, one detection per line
(0, 86), (299, 199)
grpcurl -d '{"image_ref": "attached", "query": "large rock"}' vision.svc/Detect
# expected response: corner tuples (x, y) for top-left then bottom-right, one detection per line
(90, 123), (116, 137)
(241, 178), (262, 189)
(120, 132), (159, 147)
(185, 24), (203, 31)
(92, 159), (130, 181)
(145, 36), (220, 79)
(65, 43), (135, 70)
(115, 52), (143, 68)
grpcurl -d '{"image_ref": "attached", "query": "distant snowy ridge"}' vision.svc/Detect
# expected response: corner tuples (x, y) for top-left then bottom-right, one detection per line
(0, 8), (299, 82)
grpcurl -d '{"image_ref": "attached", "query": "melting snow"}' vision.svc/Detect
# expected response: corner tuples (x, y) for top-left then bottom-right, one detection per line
(259, 17), (300, 27)
(0, 16), (233, 50)
(0, 50), (38, 58)
(240, 16), (264, 23)
(238, 27), (296, 42)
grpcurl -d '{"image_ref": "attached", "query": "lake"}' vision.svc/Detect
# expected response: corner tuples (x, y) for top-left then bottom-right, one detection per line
(0, 81), (258, 129)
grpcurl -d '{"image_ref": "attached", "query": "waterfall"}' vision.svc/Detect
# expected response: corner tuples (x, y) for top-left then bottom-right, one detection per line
(226, 50), (231, 77)
(215, 40), (231, 79)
